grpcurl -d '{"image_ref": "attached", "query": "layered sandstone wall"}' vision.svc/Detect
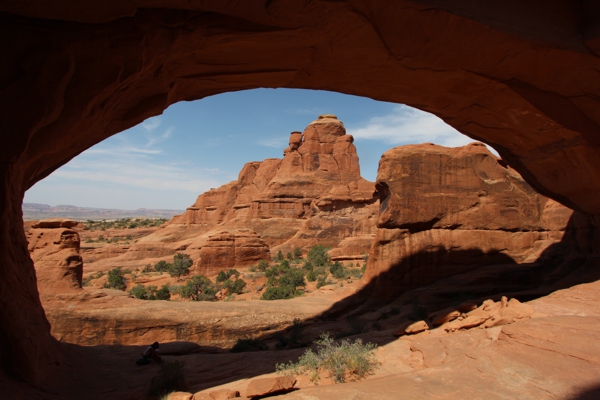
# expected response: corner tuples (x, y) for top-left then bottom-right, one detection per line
(361, 143), (580, 303)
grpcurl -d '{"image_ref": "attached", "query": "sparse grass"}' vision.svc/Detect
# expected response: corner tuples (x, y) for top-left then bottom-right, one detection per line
(276, 332), (379, 385)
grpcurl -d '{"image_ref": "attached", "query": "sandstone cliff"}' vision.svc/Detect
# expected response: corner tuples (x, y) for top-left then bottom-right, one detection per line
(360, 143), (579, 304)
(92, 115), (378, 273)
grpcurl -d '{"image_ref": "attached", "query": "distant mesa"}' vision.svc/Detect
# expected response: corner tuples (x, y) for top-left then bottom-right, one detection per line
(22, 203), (184, 220)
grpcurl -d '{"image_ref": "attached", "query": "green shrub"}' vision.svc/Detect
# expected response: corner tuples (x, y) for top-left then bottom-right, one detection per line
(276, 333), (378, 384)
(148, 360), (186, 396)
(261, 263), (306, 300)
(130, 284), (171, 300)
(169, 253), (192, 278)
(230, 338), (268, 353)
(293, 247), (303, 260)
(316, 276), (327, 289)
(257, 259), (269, 271)
(329, 261), (345, 279)
(179, 275), (217, 301)
(306, 269), (318, 282)
(154, 285), (171, 300)
(307, 245), (330, 267)
(277, 250), (284, 260)
(216, 269), (240, 283)
(104, 267), (126, 290)
(286, 252), (293, 261)
(130, 284), (149, 299)
(223, 278), (246, 294)
(154, 260), (170, 272)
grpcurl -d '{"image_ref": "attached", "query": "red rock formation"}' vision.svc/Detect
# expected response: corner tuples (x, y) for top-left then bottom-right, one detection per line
(195, 230), (270, 276)
(26, 219), (83, 297)
(105, 115), (378, 271)
(4, 1), (600, 386)
(362, 143), (576, 303)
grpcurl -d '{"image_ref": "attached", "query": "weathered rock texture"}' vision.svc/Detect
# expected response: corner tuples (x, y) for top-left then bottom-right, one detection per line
(3, 0), (600, 386)
(98, 115), (377, 273)
(26, 219), (83, 297)
(361, 143), (581, 304)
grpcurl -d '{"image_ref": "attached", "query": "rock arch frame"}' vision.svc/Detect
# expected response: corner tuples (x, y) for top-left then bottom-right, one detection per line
(2, 0), (600, 385)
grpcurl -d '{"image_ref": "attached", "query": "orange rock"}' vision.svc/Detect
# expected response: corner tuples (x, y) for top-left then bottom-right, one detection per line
(405, 320), (429, 335)
(246, 376), (296, 398)
(362, 143), (574, 305)
(429, 308), (461, 327)
(26, 224), (83, 297)
(168, 392), (193, 400)
(107, 116), (378, 273)
(193, 388), (239, 400)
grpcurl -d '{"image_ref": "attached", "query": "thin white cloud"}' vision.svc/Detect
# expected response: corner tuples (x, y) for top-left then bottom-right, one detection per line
(51, 153), (228, 193)
(147, 127), (173, 147)
(348, 105), (475, 148)
(141, 117), (161, 132)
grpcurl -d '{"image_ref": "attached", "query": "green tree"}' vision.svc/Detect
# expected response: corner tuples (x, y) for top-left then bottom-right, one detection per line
(330, 261), (345, 279)
(223, 278), (247, 294)
(179, 275), (217, 301)
(293, 247), (303, 259)
(154, 260), (170, 272)
(155, 284), (171, 300)
(168, 253), (192, 278)
(286, 252), (293, 261)
(277, 250), (284, 261)
(257, 259), (269, 271)
(105, 267), (126, 290)
(307, 244), (330, 267)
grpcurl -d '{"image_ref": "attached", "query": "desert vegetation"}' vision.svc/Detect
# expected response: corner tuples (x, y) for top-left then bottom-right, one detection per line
(276, 332), (379, 384)
(83, 217), (168, 231)
(81, 244), (363, 304)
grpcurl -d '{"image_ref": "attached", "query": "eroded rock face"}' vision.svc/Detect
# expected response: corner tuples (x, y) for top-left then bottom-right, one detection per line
(102, 116), (378, 271)
(3, 1), (600, 386)
(26, 219), (83, 297)
(195, 230), (270, 276)
(362, 143), (577, 303)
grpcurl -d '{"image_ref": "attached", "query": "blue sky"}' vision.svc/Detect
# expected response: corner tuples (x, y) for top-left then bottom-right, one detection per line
(24, 89), (480, 210)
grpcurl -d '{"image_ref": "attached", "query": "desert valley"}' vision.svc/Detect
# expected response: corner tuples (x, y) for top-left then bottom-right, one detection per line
(4, 2), (600, 400)
(16, 115), (600, 399)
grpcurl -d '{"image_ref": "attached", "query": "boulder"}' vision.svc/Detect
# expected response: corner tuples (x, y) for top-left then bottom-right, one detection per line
(246, 376), (296, 398)
(193, 388), (239, 400)
(168, 393), (193, 400)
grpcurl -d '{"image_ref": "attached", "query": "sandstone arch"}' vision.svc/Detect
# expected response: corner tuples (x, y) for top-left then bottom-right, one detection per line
(2, 1), (600, 385)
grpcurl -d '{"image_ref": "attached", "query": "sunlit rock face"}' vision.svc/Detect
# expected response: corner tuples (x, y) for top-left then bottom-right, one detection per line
(361, 143), (585, 304)
(26, 219), (83, 297)
(107, 115), (378, 271)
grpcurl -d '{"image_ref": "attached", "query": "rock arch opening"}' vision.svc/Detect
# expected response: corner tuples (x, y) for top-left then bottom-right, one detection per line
(3, 1), (600, 390)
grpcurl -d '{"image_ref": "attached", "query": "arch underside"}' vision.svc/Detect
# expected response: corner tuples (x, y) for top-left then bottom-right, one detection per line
(2, 0), (600, 386)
